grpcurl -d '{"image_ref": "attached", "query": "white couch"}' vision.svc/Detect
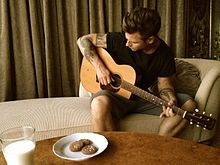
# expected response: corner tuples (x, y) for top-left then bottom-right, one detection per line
(0, 58), (220, 145)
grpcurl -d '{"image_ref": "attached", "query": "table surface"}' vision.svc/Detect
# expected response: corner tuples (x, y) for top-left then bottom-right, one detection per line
(1, 131), (220, 165)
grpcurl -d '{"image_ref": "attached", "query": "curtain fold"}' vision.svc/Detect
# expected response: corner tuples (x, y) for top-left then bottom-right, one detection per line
(29, 0), (47, 98)
(0, 0), (188, 102)
(0, 0), (13, 100)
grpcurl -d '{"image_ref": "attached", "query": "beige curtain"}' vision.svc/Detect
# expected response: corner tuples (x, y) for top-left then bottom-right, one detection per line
(0, 0), (187, 102)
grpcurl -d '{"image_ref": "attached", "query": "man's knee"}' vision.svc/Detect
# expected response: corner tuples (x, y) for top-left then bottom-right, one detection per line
(159, 115), (187, 137)
(91, 95), (111, 115)
(91, 95), (110, 107)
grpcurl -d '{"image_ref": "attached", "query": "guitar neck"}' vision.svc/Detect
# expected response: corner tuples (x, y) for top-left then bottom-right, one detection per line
(121, 80), (185, 117)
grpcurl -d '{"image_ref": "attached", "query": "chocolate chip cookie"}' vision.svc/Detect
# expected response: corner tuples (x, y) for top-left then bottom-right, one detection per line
(79, 139), (92, 145)
(69, 140), (84, 152)
(81, 144), (98, 155)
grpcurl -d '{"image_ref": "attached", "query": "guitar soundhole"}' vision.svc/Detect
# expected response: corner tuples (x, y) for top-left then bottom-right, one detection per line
(111, 74), (122, 88)
(100, 74), (121, 93)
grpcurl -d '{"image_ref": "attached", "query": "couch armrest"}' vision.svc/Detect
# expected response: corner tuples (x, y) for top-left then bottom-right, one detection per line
(194, 67), (220, 142)
(195, 67), (220, 112)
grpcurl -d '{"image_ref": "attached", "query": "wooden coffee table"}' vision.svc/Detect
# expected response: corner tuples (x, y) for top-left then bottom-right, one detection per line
(1, 131), (220, 164)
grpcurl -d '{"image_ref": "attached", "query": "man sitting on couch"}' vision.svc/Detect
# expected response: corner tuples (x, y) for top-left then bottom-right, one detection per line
(77, 7), (197, 137)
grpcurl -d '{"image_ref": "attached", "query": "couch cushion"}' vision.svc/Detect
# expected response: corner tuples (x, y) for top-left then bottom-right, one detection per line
(0, 97), (92, 141)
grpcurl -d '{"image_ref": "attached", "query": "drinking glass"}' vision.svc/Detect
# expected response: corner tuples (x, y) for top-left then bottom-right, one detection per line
(0, 126), (35, 165)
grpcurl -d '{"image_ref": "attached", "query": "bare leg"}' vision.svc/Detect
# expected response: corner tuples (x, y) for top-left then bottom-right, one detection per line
(91, 95), (116, 132)
(159, 99), (197, 137)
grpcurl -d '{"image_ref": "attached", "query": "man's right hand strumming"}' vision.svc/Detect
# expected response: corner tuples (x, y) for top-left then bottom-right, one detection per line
(77, 33), (111, 86)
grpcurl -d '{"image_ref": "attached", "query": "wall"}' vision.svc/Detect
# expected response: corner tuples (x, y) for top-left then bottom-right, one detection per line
(211, 0), (220, 60)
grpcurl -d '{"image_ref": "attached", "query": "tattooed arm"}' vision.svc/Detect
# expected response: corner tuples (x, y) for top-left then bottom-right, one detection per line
(157, 77), (177, 117)
(158, 77), (176, 103)
(77, 34), (111, 85)
(77, 34), (107, 61)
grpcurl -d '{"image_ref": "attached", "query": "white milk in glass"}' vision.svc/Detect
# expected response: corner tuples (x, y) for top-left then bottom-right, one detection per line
(3, 140), (35, 165)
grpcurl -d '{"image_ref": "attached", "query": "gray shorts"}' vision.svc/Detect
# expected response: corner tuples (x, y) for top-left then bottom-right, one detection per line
(91, 90), (193, 119)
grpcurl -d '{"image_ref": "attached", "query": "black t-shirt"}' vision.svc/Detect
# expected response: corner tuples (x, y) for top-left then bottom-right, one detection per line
(106, 32), (176, 91)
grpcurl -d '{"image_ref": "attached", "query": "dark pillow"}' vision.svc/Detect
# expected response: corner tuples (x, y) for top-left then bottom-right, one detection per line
(148, 59), (201, 98)
(173, 59), (201, 97)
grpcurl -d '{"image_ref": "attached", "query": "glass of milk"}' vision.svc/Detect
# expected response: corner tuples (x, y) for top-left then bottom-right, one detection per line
(0, 126), (35, 165)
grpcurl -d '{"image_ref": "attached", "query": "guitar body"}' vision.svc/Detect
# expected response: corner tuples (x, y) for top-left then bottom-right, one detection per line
(80, 48), (136, 99)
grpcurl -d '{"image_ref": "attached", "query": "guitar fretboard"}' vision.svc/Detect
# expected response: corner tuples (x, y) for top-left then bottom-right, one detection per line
(120, 80), (184, 117)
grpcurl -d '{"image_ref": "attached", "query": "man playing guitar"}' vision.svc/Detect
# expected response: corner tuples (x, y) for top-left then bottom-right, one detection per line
(77, 7), (197, 137)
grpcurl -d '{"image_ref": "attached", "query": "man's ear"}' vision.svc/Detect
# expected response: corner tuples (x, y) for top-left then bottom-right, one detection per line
(147, 36), (155, 44)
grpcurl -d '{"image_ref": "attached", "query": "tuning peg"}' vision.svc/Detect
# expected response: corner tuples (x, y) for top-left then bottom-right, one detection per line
(203, 127), (207, 130)
(209, 114), (212, 117)
(195, 109), (199, 112)
(196, 125), (200, 127)
(190, 121), (193, 125)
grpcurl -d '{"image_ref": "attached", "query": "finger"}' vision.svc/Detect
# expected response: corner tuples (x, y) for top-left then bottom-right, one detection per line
(167, 102), (172, 107)
(104, 76), (110, 85)
(107, 77), (112, 84)
(160, 111), (165, 118)
(160, 107), (166, 118)
(100, 78), (107, 86)
(162, 106), (166, 111)
(162, 107), (172, 117)
(169, 109), (175, 117)
(104, 79), (108, 86)
(168, 108), (173, 116)
(166, 108), (174, 117)
(99, 78), (103, 85)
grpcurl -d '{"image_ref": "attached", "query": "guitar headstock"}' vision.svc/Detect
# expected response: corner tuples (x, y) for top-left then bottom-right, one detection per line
(184, 109), (216, 130)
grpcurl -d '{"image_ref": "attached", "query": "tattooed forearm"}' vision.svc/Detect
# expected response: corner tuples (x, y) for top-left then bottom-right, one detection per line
(80, 37), (97, 63)
(96, 34), (106, 46)
(159, 88), (174, 100)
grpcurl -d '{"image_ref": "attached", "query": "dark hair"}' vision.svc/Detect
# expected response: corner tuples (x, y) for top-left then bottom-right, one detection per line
(122, 7), (161, 40)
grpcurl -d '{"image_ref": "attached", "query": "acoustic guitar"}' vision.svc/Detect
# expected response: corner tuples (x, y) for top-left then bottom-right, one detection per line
(80, 48), (216, 130)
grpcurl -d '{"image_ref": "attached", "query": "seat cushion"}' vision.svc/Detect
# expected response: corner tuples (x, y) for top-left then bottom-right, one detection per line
(0, 97), (92, 141)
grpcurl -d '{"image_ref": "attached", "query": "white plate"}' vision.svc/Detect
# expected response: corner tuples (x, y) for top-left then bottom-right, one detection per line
(53, 133), (108, 161)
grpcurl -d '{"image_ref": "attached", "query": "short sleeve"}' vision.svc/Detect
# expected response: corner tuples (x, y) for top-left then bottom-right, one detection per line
(158, 54), (176, 77)
(146, 40), (176, 78)
(106, 32), (126, 51)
